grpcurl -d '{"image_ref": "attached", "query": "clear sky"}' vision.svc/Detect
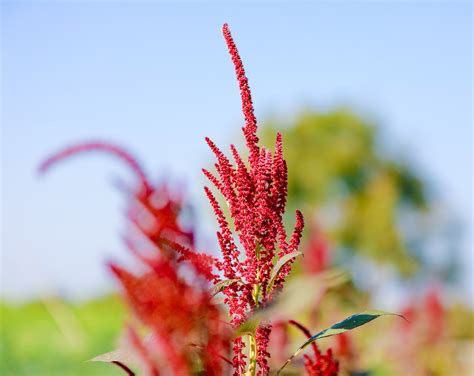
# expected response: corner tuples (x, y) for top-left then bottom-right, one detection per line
(1, 2), (472, 302)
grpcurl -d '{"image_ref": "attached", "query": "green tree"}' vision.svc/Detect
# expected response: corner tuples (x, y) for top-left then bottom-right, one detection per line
(261, 109), (428, 275)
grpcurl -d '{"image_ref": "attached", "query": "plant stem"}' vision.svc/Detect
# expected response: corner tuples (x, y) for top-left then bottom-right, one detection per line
(245, 334), (257, 376)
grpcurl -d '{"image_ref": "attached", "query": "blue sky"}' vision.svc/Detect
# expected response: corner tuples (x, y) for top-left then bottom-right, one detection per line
(1, 2), (472, 301)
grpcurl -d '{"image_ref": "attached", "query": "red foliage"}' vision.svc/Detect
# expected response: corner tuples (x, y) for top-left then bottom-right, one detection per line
(40, 141), (230, 375)
(110, 260), (230, 375)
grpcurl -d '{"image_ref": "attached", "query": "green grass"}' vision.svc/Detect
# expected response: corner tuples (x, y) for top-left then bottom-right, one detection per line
(0, 295), (126, 376)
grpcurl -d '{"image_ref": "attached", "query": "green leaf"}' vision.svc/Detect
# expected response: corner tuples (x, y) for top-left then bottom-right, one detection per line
(267, 251), (303, 293)
(277, 310), (405, 374)
(211, 278), (242, 296)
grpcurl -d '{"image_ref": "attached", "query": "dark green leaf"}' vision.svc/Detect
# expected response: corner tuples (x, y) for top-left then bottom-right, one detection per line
(277, 310), (405, 374)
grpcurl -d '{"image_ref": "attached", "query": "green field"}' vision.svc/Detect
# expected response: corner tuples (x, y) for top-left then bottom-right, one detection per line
(1, 295), (126, 376)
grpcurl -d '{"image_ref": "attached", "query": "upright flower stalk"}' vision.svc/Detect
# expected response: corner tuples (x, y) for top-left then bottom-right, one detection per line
(203, 24), (305, 374)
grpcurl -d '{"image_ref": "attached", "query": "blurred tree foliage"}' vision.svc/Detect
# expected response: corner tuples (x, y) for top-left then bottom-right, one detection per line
(261, 109), (428, 276)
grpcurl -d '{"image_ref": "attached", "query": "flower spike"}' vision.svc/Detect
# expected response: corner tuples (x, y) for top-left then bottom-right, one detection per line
(222, 23), (259, 168)
(38, 141), (152, 193)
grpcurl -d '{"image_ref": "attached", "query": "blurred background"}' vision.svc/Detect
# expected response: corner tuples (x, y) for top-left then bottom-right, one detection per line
(1, 2), (472, 375)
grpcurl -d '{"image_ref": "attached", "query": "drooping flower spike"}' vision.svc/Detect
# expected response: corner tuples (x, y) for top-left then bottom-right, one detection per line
(40, 141), (231, 374)
(38, 140), (200, 257)
(39, 141), (153, 194)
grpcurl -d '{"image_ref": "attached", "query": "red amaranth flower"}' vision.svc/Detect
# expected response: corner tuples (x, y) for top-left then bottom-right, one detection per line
(38, 141), (212, 272)
(202, 24), (305, 373)
(255, 324), (272, 375)
(110, 258), (231, 375)
(39, 141), (229, 374)
(288, 320), (339, 376)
